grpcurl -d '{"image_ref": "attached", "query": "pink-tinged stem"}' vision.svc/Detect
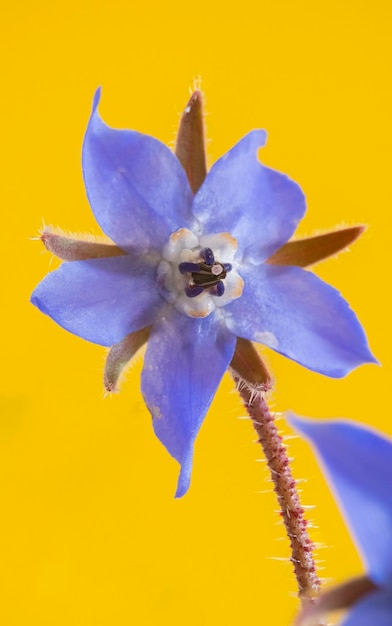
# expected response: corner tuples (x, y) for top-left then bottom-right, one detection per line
(232, 373), (321, 600)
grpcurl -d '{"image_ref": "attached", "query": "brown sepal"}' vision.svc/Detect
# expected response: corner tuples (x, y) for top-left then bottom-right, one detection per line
(294, 575), (378, 626)
(41, 228), (125, 262)
(104, 327), (151, 393)
(266, 226), (365, 268)
(229, 337), (273, 393)
(175, 91), (207, 194)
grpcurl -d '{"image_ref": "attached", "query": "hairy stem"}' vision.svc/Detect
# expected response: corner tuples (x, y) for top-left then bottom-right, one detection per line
(232, 373), (320, 600)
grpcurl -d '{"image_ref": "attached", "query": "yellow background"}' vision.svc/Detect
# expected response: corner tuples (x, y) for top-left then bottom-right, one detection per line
(1, 1), (391, 624)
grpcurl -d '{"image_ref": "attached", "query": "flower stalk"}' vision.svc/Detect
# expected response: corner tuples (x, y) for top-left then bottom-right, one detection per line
(176, 89), (320, 599)
(234, 374), (320, 599)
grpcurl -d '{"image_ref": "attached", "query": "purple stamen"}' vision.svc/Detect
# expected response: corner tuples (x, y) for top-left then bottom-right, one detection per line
(223, 263), (232, 272)
(185, 284), (204, 298)
(215, 281), (225, 296)
(201, 247), (215, 265)
(179, 261), (201, 274)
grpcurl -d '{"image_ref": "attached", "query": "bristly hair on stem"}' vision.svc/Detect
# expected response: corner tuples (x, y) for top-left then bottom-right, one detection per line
(233, 379), (321, 599)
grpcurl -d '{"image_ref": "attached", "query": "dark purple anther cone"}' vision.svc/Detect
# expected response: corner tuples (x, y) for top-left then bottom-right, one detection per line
(178, 262), (201, 274)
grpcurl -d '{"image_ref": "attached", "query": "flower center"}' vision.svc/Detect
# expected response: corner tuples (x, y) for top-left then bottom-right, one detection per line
(178, 248), (232, 298)
(157, 228), (244, 318)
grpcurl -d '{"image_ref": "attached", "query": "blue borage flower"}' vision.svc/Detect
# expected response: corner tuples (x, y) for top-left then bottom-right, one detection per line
(31, 89), (376, 496)
(289, 416), (392, 626)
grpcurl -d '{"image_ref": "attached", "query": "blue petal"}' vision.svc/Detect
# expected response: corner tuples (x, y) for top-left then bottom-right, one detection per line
(289, 415), (392, 587)
(31, 256), (163, 346)
(193, 131), (306, 264)
(342, 590), (392, 626)
(225, 264), (376, 377)
(141, 310), (236, 497)
(82, 88), (194, 254)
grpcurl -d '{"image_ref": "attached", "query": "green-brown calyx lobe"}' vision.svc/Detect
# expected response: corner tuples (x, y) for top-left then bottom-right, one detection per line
(266, 226), (365, 267)
(175, 90), (207, 195)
